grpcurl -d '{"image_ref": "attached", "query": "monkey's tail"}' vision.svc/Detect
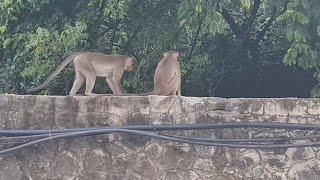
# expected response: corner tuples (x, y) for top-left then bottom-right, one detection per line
(26, 52), (83, 94)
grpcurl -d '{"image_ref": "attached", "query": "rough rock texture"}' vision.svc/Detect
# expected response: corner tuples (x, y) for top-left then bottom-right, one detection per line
(1, 95), (320, 180)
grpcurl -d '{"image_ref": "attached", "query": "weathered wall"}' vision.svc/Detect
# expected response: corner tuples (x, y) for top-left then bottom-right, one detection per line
(0, 95), (320, 180)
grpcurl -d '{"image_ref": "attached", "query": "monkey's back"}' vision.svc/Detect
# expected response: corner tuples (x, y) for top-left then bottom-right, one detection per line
(153, 58), (180, 95)
(74, 52), (127, 77)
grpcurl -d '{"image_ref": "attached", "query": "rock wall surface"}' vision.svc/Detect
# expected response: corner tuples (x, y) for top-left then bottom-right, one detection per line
(0, 95), (320, 180)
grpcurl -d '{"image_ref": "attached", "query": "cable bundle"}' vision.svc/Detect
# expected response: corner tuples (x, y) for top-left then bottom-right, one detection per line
(1, 122), (320, 154)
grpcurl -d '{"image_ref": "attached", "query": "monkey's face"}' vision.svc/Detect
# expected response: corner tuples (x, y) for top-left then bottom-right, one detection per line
(163, 51), (180, 61)
(125, 58), (134, 71)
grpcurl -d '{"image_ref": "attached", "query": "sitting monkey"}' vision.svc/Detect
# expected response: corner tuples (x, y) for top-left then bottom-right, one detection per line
(26, 52), (134, 95)
(108, 50), (182, 97)
(149, 50), (181, 96)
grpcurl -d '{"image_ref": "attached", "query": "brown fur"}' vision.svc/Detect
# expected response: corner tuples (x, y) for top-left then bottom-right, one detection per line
(93, 50), (182, 97)
(150, 50), (181, 96)
(26, 52), (134, 95)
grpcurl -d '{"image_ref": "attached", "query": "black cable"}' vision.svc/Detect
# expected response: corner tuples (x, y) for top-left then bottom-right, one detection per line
(2, 122), (320, 136)
(0, 133), (320, 148)
(0, 134), (61, 141)
(160, 134), (320, 143)
(3, 132), (320, 143)
(2, 131), (319, 147)
(2, 128), (320, 154)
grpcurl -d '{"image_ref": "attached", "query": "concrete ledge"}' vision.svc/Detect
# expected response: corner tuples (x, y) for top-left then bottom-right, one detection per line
(1, 95), (320, 179)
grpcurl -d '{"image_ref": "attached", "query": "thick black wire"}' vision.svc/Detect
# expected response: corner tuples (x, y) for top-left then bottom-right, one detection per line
(0, 134), (61, 141)
(161, 134), (320, 143)
(1, 122), (320, 136)
(2, 128), (320, 154)
(0, 134), (63, 145)
(3, 132), (320, 144)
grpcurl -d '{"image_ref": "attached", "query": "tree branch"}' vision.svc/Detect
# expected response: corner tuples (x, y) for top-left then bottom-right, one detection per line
(109, 20), (118, 53)
(106, 42), (140, 61)
(186, 18), (203, 61)
(240, 0), (262, 44)
(247, 0), (261, 29)
(98, 0), (108, 21)
(255, 0), (289, 43)
(126, 23), (141, 47)
(220, 8), (242, 38)
(255, 8), (276, 43)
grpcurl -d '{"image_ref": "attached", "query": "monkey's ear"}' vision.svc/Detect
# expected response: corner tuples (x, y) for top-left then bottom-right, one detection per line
(163, 52), (168, 57)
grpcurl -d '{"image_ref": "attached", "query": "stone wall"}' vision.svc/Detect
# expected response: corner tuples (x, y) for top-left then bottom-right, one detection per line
(0, 95), (320, 180)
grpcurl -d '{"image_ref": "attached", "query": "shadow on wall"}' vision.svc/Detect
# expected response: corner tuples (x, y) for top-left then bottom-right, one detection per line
(214, 64), (317, 98)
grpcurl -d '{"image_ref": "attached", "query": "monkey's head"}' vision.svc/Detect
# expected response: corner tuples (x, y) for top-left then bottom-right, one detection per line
(125, 57), (134, 71)
(163, 50), (180, 61)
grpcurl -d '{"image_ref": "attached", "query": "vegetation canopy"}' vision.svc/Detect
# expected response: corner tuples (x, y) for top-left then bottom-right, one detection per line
(1, 0), (319, 97)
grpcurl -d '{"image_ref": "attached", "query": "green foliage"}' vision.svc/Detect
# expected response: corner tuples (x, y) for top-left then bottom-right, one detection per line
(279, 0), (320, 96)
(0, 21), (88, 94)
(179, 0), (228, 35)
(1, 0), (320, 97)
(240, 0), (252, 11)
(178, 0), (320, 96)
(282, 1), (313, 66)
(21, 22), (88, 79)
(102, 0), (130, 20)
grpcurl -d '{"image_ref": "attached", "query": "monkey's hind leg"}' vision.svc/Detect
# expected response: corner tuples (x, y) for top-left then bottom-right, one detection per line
(84, 72), (96, 96)
(69, 71), (85, 95)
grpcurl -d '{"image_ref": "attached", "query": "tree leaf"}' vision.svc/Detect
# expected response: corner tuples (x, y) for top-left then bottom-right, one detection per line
(240, 0), (252, 11)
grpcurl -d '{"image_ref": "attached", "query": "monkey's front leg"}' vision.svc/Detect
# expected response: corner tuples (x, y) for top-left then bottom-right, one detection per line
(106, 77), (119, 95)
(111, 72), (123, 95)
(112, 78), (122, 95)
